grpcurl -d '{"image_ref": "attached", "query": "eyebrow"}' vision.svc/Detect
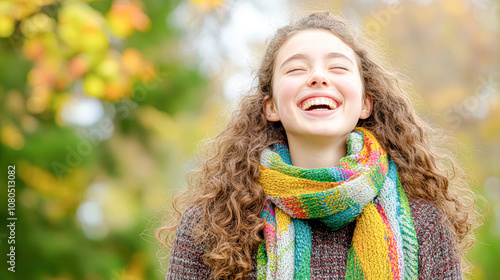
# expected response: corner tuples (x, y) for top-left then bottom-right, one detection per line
(279, 52), (355, 70)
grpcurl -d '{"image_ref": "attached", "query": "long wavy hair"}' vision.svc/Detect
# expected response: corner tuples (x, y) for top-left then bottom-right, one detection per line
(158, 12), (480, 279)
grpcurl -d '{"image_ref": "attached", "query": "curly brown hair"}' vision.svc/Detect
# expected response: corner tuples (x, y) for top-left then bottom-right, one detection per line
(158, 11), (480, 279)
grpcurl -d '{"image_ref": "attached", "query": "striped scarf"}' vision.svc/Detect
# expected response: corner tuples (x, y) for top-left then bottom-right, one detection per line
(256, 127), (418, 279)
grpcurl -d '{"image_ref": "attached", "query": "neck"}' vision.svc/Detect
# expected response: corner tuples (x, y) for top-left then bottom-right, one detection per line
(287, 135), (348, 169)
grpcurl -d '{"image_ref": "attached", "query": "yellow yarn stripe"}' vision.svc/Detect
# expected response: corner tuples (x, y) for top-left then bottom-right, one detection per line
(352, 203), (392, 279)
(277, 208), (291, 235)
(259, 168), (335, 196)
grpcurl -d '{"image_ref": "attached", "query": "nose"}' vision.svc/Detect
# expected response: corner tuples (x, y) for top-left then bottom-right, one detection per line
(307, 68), (331, 87)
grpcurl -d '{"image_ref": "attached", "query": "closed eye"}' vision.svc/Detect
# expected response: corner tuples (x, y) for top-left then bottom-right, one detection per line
(330, 66), (349, 71)
(286, 68), (306, 74)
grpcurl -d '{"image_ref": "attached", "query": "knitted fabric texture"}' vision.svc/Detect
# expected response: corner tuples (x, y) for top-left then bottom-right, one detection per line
(256, 127), (419, 280)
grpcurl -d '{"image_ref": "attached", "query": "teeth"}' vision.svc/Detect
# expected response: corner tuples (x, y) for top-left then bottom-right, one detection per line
(301, 97), (337, 110)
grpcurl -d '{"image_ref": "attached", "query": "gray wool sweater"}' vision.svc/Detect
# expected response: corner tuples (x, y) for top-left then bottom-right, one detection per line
(166, 198), (462, 279)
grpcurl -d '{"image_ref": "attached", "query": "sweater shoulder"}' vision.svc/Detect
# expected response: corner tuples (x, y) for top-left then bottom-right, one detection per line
(179, 204), (203, 227)
(407, 198), (463, 279)
(172, 204), (204, 242)
(166, 204), (210, 280)
(408, 198), (443, 225)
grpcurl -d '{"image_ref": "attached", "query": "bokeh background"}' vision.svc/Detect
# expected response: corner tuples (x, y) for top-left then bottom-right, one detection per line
(0, 0), (499, 279)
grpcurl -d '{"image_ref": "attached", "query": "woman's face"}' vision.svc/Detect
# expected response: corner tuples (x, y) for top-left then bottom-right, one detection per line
(265, 29), (372, 144)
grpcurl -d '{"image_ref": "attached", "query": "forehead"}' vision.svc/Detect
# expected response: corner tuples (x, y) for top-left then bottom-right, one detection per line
(275, 29), (357, 65)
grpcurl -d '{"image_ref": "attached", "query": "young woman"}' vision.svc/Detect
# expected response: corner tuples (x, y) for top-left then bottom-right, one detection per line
(159, 11), (479, 279)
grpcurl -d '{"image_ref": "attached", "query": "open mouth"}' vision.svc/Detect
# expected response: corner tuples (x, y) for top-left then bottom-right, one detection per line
(300, 97), (338, 111)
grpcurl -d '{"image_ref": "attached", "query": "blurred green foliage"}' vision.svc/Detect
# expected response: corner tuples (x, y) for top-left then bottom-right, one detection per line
(0, 0), (499, 279)
(0, 0), (218, 279)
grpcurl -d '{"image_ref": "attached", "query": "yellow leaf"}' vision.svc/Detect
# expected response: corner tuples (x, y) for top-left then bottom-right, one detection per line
(81, 28), (109, 53)
(105, 80), (130, 101)
(20, 13), (56, 37)
(0, 124), (25, 150)
(26, 86), (50, 114)
(121, 48), (143, 76)
(107, 13), (134, 38)
(58, 1), (108, 53)
(97, 55), (121, 80)
(106, 0), (151, 38)
(83, 73), (106, 98)
(190, 0), (226, 10)
(0, 14), (15, 37)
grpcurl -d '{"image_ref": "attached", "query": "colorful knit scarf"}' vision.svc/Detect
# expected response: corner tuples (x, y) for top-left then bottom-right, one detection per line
(256, 127), (418, 279)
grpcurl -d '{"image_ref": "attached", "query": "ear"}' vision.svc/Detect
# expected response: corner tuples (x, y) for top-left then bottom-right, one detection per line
(359, 93), (373, 120)
(263, 96), (280, 122)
